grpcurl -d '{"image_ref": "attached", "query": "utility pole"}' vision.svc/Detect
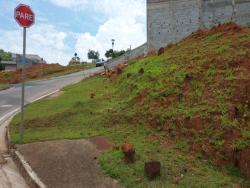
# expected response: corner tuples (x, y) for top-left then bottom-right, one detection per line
(20, 27), (26, 142)
(14, 4), (35, 142)
(41, 58), (44, 77)
(111, 39), (115, 50)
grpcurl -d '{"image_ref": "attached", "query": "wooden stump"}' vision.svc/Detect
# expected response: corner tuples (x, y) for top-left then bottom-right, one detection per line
(144, 161), (161, 180)
(122, 142), (135, 163)
(158, 47), (165, 56)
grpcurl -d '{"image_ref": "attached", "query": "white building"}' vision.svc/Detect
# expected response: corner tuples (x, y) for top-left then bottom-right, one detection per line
(1, 53), (43, 71)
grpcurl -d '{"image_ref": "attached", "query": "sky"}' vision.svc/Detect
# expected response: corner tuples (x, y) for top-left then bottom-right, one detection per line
(0, 0), (146, 65)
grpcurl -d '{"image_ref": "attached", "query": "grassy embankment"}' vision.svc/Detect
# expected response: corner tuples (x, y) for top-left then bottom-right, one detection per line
(0, 63), (95, 84)
(10, 23), (250, 187)
(0, 83), (9, 90)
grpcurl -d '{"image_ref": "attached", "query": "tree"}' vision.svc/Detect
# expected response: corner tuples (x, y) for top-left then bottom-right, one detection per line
(105, 49), (113, 59)
(0, 49), (11, 61)
(105, 49), (126, 59)
(87, 50), (100, 62)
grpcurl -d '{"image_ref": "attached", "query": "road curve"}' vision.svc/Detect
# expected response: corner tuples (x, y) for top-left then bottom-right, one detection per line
(0, 67), (103, 124)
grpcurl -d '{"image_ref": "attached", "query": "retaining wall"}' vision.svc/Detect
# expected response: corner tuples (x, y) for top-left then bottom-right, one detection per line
(147, 0), (250, 50)
(107, 0), (250, 68)
(106, 43), (147, 69)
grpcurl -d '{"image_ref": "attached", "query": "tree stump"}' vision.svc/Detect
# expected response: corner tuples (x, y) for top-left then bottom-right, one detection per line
(90, 93), (95, 99)
(122, 142), (135, 163)
(144, 161), (161, 180)
(158, 47), (165, 56)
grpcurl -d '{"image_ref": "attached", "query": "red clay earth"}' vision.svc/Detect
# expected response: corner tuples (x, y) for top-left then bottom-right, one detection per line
(210, 22), (243, 34)
(0, 64), (65, 84)
(135, 90), (148, 104)
(102, 63), (128, 78)
(88, 136), (115, 151)
(162, 57), (249, 177)
(97, 23), (250, 178)
(239, 147), (250, 178)
(121, 142), (135, 163)
(135, 23), (249, 178)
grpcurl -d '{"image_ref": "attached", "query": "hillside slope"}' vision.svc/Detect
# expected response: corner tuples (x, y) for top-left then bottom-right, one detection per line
(10, 23), (250, 187)
(109, 23), (250, 178)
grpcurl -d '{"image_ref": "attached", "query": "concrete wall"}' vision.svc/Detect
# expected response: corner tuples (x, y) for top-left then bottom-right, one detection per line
(147, 0), (250, 50)
(107, 0), (250, 69)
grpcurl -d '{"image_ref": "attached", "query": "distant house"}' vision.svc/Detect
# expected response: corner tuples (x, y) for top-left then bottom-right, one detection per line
(1, 61), (17, 71)
(1, 53), (43, 71)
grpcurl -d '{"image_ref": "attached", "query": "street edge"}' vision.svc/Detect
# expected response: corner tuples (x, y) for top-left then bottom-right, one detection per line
(12, 150), (46, 188)
(5, 116), (47, 188)
(0, 85), (10, 91)
(4, 90), (60, 188)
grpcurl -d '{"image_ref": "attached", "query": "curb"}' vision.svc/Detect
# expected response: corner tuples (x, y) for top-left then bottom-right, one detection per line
(12, 150), (46, 188)
(5, 123), (46, 188)
(3, 90), (62, 188)
(0, 85), (10, 91)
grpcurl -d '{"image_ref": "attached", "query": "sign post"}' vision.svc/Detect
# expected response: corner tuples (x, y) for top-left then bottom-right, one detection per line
(14, 4), (35, 142)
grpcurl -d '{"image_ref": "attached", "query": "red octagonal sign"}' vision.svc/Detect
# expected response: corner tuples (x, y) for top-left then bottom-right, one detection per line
(14, 4), (35, 28)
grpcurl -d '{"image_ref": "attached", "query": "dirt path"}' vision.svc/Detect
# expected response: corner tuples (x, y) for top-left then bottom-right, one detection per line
(17, 138), (123, 188)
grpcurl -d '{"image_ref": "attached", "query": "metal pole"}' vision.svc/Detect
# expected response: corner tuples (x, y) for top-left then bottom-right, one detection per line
(232, 0), (236, 21)
(20, 27), (26, 142)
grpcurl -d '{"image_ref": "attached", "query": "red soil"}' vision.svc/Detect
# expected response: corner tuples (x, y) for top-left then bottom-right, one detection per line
(0, 64), (65, 84)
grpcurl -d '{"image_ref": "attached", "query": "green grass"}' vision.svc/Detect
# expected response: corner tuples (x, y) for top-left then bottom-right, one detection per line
(10, 76), (248, 187)
(10, 24), (250, 187)
(0, 83), (9, 90)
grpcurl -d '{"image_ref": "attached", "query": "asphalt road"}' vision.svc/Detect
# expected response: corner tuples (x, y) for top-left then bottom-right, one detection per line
(0, 67), (103, 124)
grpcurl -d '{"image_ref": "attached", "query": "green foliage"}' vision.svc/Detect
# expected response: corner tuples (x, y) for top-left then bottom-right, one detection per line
(233, 139), (249, 150)
(87, 50), (100, 61)
(105, 49), (126, 59)
(0, 83), (8, 90)
(213, 139), (225, 150)
(0, 49), (11, 61)
(175, 142), (190, 152)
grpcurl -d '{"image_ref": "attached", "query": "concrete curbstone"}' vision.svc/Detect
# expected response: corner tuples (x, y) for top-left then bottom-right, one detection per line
(3, 90), (63, 188)
(12, 150), (47, 188)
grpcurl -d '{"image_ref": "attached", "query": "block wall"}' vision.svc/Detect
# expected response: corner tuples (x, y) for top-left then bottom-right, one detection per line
(147, 0), (250, 50)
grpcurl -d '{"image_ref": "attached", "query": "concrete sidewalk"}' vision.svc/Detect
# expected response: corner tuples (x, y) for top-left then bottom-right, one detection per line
(0, 119), (28, 188)
(17, 139), (122, 188)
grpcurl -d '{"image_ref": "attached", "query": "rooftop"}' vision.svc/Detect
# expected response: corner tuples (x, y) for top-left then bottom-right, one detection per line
(1, 61), (16, 65)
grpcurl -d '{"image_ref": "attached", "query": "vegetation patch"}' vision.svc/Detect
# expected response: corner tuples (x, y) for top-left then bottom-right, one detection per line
(10, 23), (250, 187)
(0, 63), (95, 84)
(0, 83), (9, 90)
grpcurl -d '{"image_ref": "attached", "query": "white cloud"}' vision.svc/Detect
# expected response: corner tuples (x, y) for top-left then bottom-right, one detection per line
(75, 0), (146, 61)
(0, 24), (71, 65)
(49, 0), (88, 10)
(75, 17), (146, 60)
(0, 0), (146, 65)
(93, 0), (145, 18)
